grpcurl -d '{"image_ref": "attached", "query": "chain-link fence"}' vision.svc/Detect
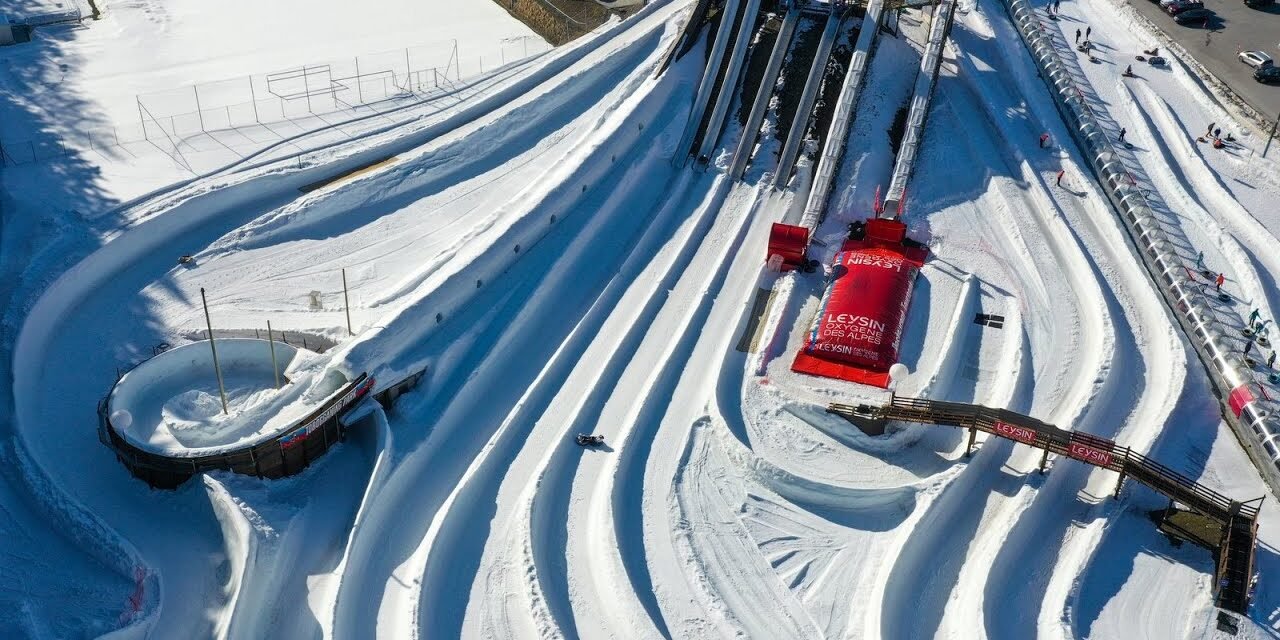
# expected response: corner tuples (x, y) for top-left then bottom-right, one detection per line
(1, 35), (549, 171)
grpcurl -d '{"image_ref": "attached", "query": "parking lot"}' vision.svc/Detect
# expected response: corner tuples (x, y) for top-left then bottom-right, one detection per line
(1124, 0), (1280, 122)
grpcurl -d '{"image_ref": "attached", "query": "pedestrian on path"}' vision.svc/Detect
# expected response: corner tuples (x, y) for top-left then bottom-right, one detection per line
(1119, 127), (1127, 142)
(1075, 28), (1081, 43)
(1056, 169), (1065, 186)
(1196, 251), (1205, 270)
(1216, 273), (1226, 290)
(1040, 133), (1050, 148)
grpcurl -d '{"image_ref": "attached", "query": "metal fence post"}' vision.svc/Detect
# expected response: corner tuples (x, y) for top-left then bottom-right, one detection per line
(249, 75), (260, 123)
(193, 85), (206, 132)
(354, 56), (364, 103)
(137, 97), (149, 141)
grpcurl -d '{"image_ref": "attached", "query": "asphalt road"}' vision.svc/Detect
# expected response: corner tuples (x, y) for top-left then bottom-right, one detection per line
(1122, 0), (1280, 122)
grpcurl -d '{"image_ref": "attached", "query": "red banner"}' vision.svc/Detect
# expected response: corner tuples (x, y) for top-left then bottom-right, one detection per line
(1067, 440), (1113, 467)
(993, 420), (1037, 445)
(1229, 384), (1256, 417)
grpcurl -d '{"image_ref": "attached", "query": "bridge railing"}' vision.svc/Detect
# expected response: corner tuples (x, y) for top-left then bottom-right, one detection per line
(844, 396), (1254, 523)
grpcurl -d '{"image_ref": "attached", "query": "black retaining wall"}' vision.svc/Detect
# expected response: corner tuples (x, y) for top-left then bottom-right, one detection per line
(98, 371), (419, 489)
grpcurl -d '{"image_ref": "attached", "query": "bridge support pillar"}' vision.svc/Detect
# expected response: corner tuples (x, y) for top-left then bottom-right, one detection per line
(1113, 471), (1126, 499)
(1039, 447), (1050, 474)
(965, 425), (977, 457)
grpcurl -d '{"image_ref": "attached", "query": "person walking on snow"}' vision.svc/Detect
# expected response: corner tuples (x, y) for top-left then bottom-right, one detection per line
(1040, 133), (1050, 148)
(1056, 169), (1065, 186)
(1270, 351), (1277, 369)
(1086, 26), (1091, 39)
(1208, 122), (1216, 136)
(1054, 0), (1061, 11)
(1196, 251), (1205, 270)
(1075, 28), (1081, 43)
(1250, 308), (1261, 326)
(1246, 340), (1253, 357)
(1216, 273), (1226, 290)
(1119, 127), (1127, 142)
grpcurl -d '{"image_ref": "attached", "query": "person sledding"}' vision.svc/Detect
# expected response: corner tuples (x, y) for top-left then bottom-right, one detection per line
(575, 434), (605, 446)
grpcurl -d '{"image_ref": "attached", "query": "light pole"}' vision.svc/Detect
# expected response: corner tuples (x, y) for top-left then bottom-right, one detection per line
(1263, 110), (1279, 159)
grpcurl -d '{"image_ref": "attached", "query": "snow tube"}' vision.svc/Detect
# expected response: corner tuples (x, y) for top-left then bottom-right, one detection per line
(792, 219), (927, 388)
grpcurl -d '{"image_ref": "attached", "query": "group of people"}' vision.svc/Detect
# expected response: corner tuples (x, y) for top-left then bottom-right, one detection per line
(1199, 121), (1232, 148)
(1197, 253), (1278, 369)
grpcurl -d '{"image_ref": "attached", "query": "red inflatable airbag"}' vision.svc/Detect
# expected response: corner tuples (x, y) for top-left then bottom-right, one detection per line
(792, 221), (927, 387)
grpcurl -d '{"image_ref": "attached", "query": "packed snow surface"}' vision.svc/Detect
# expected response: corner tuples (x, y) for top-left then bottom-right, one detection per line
(6, 0), (1280, 637)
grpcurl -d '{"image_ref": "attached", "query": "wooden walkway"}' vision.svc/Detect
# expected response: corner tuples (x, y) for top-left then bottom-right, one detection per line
(829, 396), (1262, 614)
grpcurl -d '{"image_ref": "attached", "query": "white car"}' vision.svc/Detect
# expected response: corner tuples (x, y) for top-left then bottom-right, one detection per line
(1239, 50), (1274, 68)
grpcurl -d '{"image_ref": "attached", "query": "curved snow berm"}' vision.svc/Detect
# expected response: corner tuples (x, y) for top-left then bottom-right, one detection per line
(99, 339), (374, 488)
(1000, 0), (1280, 497)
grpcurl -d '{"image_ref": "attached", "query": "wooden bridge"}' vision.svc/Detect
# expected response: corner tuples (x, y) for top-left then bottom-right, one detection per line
(829, 396), (1262, 614)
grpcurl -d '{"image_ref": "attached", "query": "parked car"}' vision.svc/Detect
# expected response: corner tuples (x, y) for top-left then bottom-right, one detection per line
(1239, 51), (1275, 68)
(1166, 1), (1205, 14)
(1173, 8), (1214, 24)
(1256, 66), (1280, 84)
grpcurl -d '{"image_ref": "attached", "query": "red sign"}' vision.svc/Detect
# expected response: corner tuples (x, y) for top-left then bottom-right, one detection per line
(1067, 442), (1113, 467)
(993, 420), (1037, 445)
(1229, 384), (1256, 417)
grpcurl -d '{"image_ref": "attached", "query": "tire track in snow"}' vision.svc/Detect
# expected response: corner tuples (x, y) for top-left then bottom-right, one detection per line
(877, 20), (1122, 635)
(937, 9), (1184, 638)
(328, 68), (687, 640)
(491, 180), (748, 640)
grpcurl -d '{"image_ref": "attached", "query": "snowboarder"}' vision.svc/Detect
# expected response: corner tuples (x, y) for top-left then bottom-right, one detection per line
(1040, 133), (1050, 148)
(1119, 127), (1127, 143)
(1056, 169), (1065, 186)
(1075, 28), (1081, 43)
(1216, 273), (1226, 290)
(1196, 251), (1204, 269)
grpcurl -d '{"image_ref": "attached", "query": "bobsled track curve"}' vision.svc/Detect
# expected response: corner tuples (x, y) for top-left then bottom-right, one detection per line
(12, 0), (1280, 636)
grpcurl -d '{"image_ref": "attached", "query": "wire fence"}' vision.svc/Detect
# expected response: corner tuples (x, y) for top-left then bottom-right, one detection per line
(0, 35), (550, 171)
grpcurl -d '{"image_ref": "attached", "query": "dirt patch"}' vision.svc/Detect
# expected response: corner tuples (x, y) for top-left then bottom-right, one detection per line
(491, 0), (612, 46)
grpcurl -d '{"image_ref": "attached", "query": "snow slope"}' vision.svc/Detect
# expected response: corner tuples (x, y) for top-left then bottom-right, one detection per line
(7, 0), (1280, 636)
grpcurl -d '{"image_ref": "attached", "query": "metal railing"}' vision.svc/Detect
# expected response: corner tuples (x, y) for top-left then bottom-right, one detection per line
(833, 396), (1258, 523)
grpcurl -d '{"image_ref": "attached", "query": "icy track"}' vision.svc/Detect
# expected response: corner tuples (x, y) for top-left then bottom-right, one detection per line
(11, 0), (1280, 637)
